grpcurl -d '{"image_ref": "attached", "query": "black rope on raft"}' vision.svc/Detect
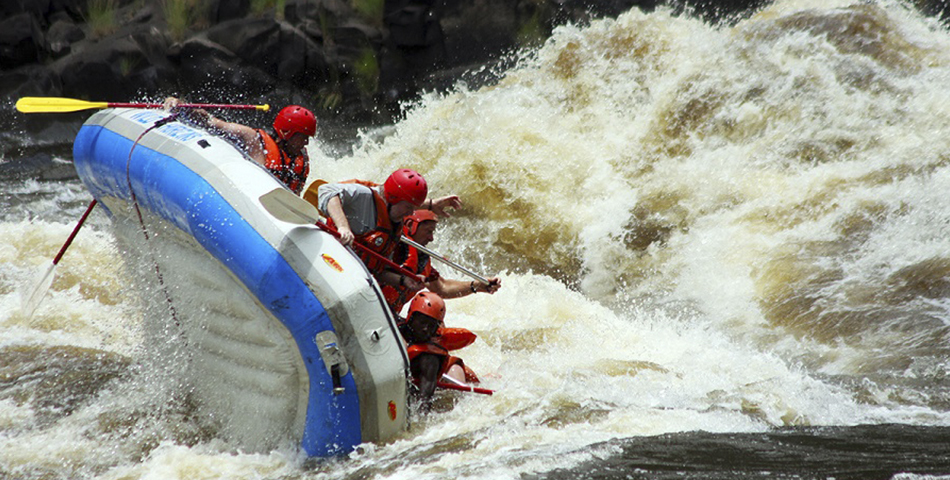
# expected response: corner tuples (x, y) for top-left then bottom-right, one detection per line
(126, 113), (183, 329)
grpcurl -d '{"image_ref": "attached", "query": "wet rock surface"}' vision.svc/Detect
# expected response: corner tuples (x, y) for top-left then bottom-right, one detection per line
(2, 0), (941, 158)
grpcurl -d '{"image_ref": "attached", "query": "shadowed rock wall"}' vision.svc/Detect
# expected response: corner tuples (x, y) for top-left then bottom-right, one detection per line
(1, 0), (945, 156)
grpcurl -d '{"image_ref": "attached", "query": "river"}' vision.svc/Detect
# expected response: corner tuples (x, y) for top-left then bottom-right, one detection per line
(2, 1), (950, 479)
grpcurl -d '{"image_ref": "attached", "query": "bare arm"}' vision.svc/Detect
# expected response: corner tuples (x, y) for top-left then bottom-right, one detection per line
(325, 196), (355, 246)
(376, 270), (402, 287)
(164, 96), (265, 163)
(206, 117), (266, 164)
(427, 276), (501, 298)
(414, 354), (441, 412)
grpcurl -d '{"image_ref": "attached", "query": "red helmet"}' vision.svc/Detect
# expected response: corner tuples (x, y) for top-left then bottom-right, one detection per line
(403, 209), (438, 236)
(273, 105), (316, 140)
(383, 169), (427, 207)
(407, 291), (445, 323)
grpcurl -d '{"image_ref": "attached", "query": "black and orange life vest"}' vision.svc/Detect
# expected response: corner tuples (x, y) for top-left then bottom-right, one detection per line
(257, 129), (308, 194)
(406, 343), (480, 384)
(382, 243), (440, 314)
(325, 180), (400, 274)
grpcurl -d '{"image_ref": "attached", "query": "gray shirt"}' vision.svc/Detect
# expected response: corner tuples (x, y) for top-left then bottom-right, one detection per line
(317, 182), (382, 236)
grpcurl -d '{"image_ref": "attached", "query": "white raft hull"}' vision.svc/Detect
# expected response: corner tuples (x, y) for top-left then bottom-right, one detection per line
(72, 108), (409, 456)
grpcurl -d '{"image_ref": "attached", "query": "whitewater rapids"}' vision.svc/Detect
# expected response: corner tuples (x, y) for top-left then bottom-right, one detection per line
(2, 0), (950, 478)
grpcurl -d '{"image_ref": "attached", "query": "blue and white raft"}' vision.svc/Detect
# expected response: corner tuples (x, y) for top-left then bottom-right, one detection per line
(72, 108), (409, 456)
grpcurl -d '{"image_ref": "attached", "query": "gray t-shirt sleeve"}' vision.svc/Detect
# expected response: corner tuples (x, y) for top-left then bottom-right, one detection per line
(317, 182), (379, 236)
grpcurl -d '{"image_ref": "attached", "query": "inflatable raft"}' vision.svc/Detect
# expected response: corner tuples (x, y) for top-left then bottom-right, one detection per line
(72, 108), (409, 456)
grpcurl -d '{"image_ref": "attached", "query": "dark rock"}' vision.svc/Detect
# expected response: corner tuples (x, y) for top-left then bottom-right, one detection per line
(0, 1), (25, 17)
(170, 35), (279, 99)
(276, 22), (332, 87)
(440, 0), (518, 67)
(58, 59), (120, 98)
(298, 18), (325, 42)
(171, 36), (240, 88)
(202, 17), (333, 90)
(49, 0), (85, 21)
(207, 18), (282, 75)
(283, 0), (312, 24)
(40, 13), (175, 99)
(171, 36), (239, 67)
(19, 0), (52, 19)
(311, 0), (356, 20)
(126, 65), (163, 95)
(51, 36), (149, 99)
(129, 23), (172, 63)
(286, 0), (357, 22)
(48, 10), (73, 25)
(129, 4), (156, 24)
(14, 0), (920, 150)
(208, 0), (251, 23)
(339, 19), (384, 44)
(385, 1), (442, 47)
(334, 20), (384, 61)
(46, 18), (85, 57)
(0, 65), (61, 99)
(0, 13), (42, 69)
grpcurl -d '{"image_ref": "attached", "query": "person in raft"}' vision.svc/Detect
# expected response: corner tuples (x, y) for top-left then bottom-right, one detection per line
(382, 208), (501, 316)
(315, 168), (461, 287)
(400, 291), (480, 410)
(163, 96), (316, 195)
(384, 210), (498, 400)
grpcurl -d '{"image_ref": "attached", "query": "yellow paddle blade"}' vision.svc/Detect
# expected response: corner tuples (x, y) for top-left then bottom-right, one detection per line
(15, 97), (110, 113)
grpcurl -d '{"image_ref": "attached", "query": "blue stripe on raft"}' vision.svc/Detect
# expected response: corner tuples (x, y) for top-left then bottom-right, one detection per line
(73, 121), (362, 456)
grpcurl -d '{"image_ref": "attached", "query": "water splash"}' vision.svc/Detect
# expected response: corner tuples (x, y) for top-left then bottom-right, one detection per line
(4, 1), (950, 478)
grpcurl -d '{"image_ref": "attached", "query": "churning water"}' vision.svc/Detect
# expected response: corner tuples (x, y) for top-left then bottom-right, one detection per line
(3, 1), (950, 478)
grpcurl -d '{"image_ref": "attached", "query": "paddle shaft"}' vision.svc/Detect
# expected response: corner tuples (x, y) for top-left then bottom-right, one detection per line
(54, 200), (97, 265)
(23, 199), (98, 317)
(436, 382), (493, 395)
(400, 236), (491, 285)
(314, 221), (422, 282)
(438, 374), (493, 395)
(113, 102), (264, 110)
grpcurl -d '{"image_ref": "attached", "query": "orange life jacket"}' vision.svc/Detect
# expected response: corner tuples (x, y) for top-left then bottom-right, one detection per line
(437, 327), (477, 351)
(325, 180), (400, 274)
(257, 129), (308, 195)
(402, 320), (480, 386)
(382, 244), (440, 314)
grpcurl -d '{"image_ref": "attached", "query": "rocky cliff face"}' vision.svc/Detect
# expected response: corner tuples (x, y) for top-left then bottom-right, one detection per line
(2, 0), (625, 151)
(1, 1), (661, 120)
(7, 0), (941, 159)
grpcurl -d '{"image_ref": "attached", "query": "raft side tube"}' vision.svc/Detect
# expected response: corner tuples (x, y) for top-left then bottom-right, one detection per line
(71, 108), (409, 456)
